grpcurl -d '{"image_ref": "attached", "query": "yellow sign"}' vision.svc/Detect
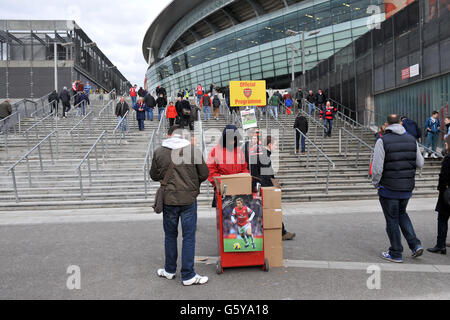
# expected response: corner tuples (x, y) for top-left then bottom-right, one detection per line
(230, 80), (267, 107)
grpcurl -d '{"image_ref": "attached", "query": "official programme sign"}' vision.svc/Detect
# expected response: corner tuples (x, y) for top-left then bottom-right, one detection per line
(230, 80), (267, 107)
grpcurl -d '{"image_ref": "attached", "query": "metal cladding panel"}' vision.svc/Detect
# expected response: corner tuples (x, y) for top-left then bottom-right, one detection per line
(8, 67), (32, 98)
(0, 68), (6, 97)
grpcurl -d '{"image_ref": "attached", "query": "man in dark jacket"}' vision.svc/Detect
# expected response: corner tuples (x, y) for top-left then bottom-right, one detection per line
(401, 116), (421, 141)
(294, 112), (308, 154)
(115, 96), (129, 132)
(74, 92), (90, 116)
(144, 92), (156, 121)
(150, 125), (209, 286)
(137, 87), (145, 98)
(372, 114), (424, 263)
(306, 90), (316, 115)
(48, 90), (59, 116)
(0, 99), (12, 133)
(315, 89), (326, 113)
(59, 87), (71, 118)
(156, 94), (167, 121)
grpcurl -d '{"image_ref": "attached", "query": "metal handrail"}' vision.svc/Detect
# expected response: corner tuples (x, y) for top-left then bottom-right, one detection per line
(328, 98), (358, 122)
(340, 127), (374, 177)
(295, 128), (335, 194)
(98, 99), (115, 128)
(197, 108), (211, 199)
(143, 130), (156, 199)
(68, 111), (94, 156)
(8, 130), (59, 202)
(68, 111), (93, 135)
(30, 100), (54, 118)
(76, 130), (108, 200)
(22, 113), (55, 149)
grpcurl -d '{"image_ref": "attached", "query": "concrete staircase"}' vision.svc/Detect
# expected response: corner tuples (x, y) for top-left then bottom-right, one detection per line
(0, 102), (441, 211)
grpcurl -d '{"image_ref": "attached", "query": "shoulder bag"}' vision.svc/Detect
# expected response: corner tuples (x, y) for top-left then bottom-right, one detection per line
(152, 162), (175, 214)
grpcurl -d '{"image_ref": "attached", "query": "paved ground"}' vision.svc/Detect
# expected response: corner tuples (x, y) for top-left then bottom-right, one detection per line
(1, 198), (450, 300)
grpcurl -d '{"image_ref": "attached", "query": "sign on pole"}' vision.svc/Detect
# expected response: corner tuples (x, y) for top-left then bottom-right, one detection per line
(230, 80), (267, 107)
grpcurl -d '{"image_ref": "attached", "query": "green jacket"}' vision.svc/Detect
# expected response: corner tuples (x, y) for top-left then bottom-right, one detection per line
(269, 95), (280, 106)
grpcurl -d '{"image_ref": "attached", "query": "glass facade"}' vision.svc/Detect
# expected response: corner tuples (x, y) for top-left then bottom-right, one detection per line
(146, 0), (385, 95)
(302, 0), (450, 130)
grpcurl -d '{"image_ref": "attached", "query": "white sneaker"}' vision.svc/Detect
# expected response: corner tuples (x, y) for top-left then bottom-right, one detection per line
(431, 153), (438, 159)
(182, 273), (209, 286)
(424, 153), (429, 159)
(157, 268), (176, 280)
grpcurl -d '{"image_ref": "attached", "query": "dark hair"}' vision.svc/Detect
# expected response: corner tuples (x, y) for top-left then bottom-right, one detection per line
(168, 125), (180, 136)
(401, 116), (407, 121)
(386, 114), (400, 125)
(266, 135), (276, 146)
(432, 111), (439, 115)
(236, 198), (244, 204)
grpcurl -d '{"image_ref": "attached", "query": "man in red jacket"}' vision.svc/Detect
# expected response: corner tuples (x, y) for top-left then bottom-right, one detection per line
(130, 84), (137, 108)
(320, 101), (337, 137)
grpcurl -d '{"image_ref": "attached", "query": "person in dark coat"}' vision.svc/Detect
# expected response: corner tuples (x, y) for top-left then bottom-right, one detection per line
(133, 98), (148, 131)
(48, 90), (60, 116)
(137, 87), (145, 98)
(294, 112), (308, 154)
(74, 91), (90, 116)
(156, 94), (167, 121)
(115, 96), (130, 132)
(428, 136), (450, 254)
(144, 92), (156, 121)
(401, 116), (421, 141)
(59, 87), (71, 118)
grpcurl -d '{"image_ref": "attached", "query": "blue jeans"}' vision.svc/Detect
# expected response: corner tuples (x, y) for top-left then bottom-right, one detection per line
(146, 109), (153, 121)
(203, 106), (211, 121)
(379, 196), (421, 259)
(158, 107), (165, 121)
(426, 132), (438, 153)
(269, 105), (278, 119)
(118, 116), (127, 132)
(131, 96), (137, 108)
(296, 131), (306, 152)
(307, 103), (315, 116)
(324, 119), (333, 136)
(196, 94), (202, 106)
(163, 201), (198, 281)
(77, 102), (86, 116)
(138, 119), (144, 131)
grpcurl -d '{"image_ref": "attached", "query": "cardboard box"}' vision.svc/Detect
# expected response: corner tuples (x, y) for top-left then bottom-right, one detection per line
(262, 187), (282, 209)
(265, 245), (283, 268)
(263, 208), (283, 230)
(264, 228), (282, 248)
(214, 173), (252, 196)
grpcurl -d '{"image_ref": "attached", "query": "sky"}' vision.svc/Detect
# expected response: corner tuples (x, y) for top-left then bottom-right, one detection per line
(0, 0), (172, 86)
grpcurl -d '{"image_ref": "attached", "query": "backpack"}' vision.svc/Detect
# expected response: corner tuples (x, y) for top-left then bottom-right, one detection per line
(213, 97), (221, 108)
(285, 99), (292, 107)
(202, 95), (210, 107)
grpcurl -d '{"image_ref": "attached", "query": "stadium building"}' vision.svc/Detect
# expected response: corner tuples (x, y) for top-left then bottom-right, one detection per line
(143, 0), (392, 95)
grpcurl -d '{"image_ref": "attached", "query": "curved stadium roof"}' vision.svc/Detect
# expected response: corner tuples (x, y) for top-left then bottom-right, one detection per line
(143, 0), (305, 66)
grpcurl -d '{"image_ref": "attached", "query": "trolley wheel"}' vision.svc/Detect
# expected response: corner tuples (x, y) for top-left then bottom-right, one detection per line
(216, 258), (223, 274)
(263, 258), (269, 272)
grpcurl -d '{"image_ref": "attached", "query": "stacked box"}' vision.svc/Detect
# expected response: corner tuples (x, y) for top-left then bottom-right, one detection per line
(213, 173), (252, 195)
(262, 187), (283, 267)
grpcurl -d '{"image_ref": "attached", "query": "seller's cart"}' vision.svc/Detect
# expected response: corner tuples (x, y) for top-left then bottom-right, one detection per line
(215, 184), (269, 274)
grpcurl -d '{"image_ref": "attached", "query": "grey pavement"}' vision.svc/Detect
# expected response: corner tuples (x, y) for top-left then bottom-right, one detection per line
(1, 198), (450, 300)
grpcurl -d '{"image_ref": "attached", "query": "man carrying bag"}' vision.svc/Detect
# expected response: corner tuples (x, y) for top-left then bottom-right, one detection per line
(150, 125), (209, 286)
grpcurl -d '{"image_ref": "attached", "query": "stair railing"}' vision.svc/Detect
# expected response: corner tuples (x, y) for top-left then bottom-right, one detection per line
(143, 129), (156, 199)
(7, 130), (59, 202)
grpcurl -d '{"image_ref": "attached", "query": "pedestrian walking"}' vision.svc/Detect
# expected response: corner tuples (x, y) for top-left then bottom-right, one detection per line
(200, 92), (212, 121)
(130, 84), (138, 108)
(268, 94), (280, 120)
(320, 101), (337, 137)
(212, 95), (221, 120)
(295, 88), (304, 110)
(144, 91), (156, 121)
(138, 87), (146, 98)
(156, 93), (167, 121)
(375, 125), (386, 140)
(315, 89), (326, 113)
(428, 135), (450, 255)
(115, 96), (129, 132)
(59, 87), (71, 118)
(372, 114), (425, 263)
(401, 116), (421, 141)
(306, 90), (316, 116)
(294, 112), (308, 154)
(151, 125), (210, 286)
(196, 84), (203, 106)
(48, 90), (59, 116)
(74, 91), (90, 116)
(0, 99), (12, 133)
(166, 101), (177, 127)
(134, 98), (148, 131)
(424, 111), (441, 158)
(180, 97), (194, 131)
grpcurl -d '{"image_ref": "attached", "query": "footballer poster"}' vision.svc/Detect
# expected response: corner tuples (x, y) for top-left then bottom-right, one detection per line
(222, 195), (263, 253)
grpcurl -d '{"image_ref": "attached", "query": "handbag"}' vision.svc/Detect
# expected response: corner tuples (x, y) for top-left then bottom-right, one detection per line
(182, 108), (191, 116)
(152, 162), (175, 214)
